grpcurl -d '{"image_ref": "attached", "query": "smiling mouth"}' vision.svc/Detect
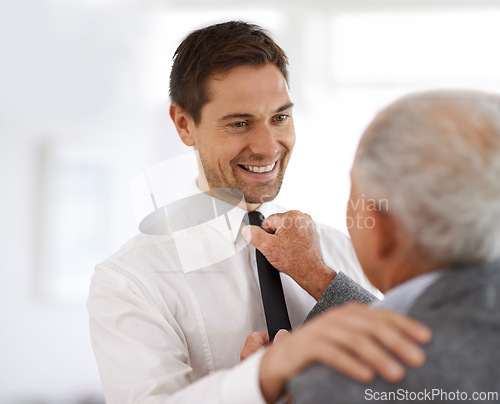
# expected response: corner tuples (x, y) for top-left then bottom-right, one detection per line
(239, 162), (276, 173)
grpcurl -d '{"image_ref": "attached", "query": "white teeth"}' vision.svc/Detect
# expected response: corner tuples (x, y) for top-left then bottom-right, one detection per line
(244, 162), (276, 173)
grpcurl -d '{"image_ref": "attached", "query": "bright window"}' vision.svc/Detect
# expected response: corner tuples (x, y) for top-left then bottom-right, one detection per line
(278, 8), (500, 234)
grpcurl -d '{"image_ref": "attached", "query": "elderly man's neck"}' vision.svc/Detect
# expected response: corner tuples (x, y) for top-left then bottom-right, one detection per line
(383, 258), (443, 293)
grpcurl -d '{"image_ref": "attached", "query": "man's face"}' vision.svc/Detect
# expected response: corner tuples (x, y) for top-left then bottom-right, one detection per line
(190, 63), (295, 205)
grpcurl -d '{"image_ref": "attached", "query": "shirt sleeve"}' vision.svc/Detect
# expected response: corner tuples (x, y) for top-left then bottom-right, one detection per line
(87, 262), (266, 404)
(220, 349), (266, 404)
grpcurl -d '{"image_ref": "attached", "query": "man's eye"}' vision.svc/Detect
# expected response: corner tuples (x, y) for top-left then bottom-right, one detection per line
(274, 114), (288, 122)
(232, 121), (247, 128)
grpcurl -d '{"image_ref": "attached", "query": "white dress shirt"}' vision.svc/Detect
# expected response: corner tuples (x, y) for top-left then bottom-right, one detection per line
(88, 194), (378, 403)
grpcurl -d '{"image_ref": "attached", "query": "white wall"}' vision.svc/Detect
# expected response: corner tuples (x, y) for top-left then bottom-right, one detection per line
(2, 0), (500, 402)
(0, 1), (171, 402)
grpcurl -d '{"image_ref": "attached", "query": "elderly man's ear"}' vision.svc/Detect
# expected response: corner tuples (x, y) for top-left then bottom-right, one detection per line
(372, 210), (398, 261)
(367, 209), (417, 292)
(170, 103), (195, 147)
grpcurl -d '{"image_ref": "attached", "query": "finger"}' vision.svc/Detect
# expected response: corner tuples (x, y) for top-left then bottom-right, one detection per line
(241, 331), (270, 348)
(330, 303), (432, 346)
(274, 329), (291, 343)
(315, 343), (376, 383)
(379, 310), (432, 344)
(261, 331), (271, 345)
(312, 305), (427, 379)
(260, 213), (286, 233)
(240, 332), (270, 361)
(345, 307), (431, 366)
(366, 312), (430, 368)
(249, 331), (270, 345)
(343, 309), (429, 367)
(375, 325), (427, 369)
(241, 225), (274, 249)
(327, 327), (407, 382)
(261, 210), (306, 232)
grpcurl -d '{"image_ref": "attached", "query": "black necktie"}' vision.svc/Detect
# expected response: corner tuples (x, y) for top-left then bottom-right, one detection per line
(248, 211), (292, 340)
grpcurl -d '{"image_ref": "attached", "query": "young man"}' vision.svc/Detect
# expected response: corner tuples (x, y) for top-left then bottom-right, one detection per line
(87, 21), (428, 403)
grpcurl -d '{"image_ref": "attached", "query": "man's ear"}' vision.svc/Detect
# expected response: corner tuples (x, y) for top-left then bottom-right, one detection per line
(371, 209), (398, 261)
(169, 103), (196, 147)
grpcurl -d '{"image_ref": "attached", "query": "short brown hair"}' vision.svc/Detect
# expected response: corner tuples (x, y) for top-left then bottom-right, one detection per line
(169, 21), (289, 124)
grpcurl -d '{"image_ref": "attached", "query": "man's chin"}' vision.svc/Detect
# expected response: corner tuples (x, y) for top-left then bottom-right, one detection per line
(205, 178), (282, 205)
(209, 187), (245, 205)
(242, 187), (281, 205)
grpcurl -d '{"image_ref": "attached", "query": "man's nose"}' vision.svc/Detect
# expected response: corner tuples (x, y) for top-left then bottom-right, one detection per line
(247, 124), (280, 157)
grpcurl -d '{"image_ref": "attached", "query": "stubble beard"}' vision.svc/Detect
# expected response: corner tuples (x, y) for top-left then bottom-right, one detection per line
(202, 164), (286, 205)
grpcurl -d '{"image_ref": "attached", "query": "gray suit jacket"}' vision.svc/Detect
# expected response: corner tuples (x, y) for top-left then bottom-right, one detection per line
(289, 260), (500, 403)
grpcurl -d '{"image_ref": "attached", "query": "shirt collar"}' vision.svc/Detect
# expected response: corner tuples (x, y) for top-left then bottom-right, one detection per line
(371, 270), (448, 314)
(193, 179), (281, 245)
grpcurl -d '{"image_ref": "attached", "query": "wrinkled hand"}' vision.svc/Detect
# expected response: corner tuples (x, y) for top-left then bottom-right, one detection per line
(242, 210), (335, 299)
(258, 302), (432, 403)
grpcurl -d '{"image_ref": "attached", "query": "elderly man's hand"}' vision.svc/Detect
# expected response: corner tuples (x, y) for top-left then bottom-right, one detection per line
(242, 210), (335, 300)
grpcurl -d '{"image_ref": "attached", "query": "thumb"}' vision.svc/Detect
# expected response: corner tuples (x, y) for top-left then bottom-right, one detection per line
(273, 329), (291, 343)
(241, 225), (273, 250)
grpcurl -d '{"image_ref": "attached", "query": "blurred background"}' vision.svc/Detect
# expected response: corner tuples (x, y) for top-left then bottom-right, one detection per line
(2, 0), (500, 402)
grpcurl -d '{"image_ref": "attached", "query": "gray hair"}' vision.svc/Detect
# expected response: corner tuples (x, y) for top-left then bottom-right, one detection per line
(353, 90), (500, 266)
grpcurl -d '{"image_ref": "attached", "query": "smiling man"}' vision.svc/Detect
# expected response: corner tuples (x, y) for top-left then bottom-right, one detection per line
(170, 62), (295, 209)
(87, 21), (428, 404)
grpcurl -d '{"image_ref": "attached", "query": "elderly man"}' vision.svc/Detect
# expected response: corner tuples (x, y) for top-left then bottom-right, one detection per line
(244, 89), (500, 403)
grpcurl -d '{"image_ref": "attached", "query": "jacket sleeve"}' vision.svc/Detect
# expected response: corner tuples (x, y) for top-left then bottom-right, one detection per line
(306, 272), (378, 321)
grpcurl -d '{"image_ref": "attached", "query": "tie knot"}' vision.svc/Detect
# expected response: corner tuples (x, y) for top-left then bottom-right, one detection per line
(248, 211), (265, 227)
